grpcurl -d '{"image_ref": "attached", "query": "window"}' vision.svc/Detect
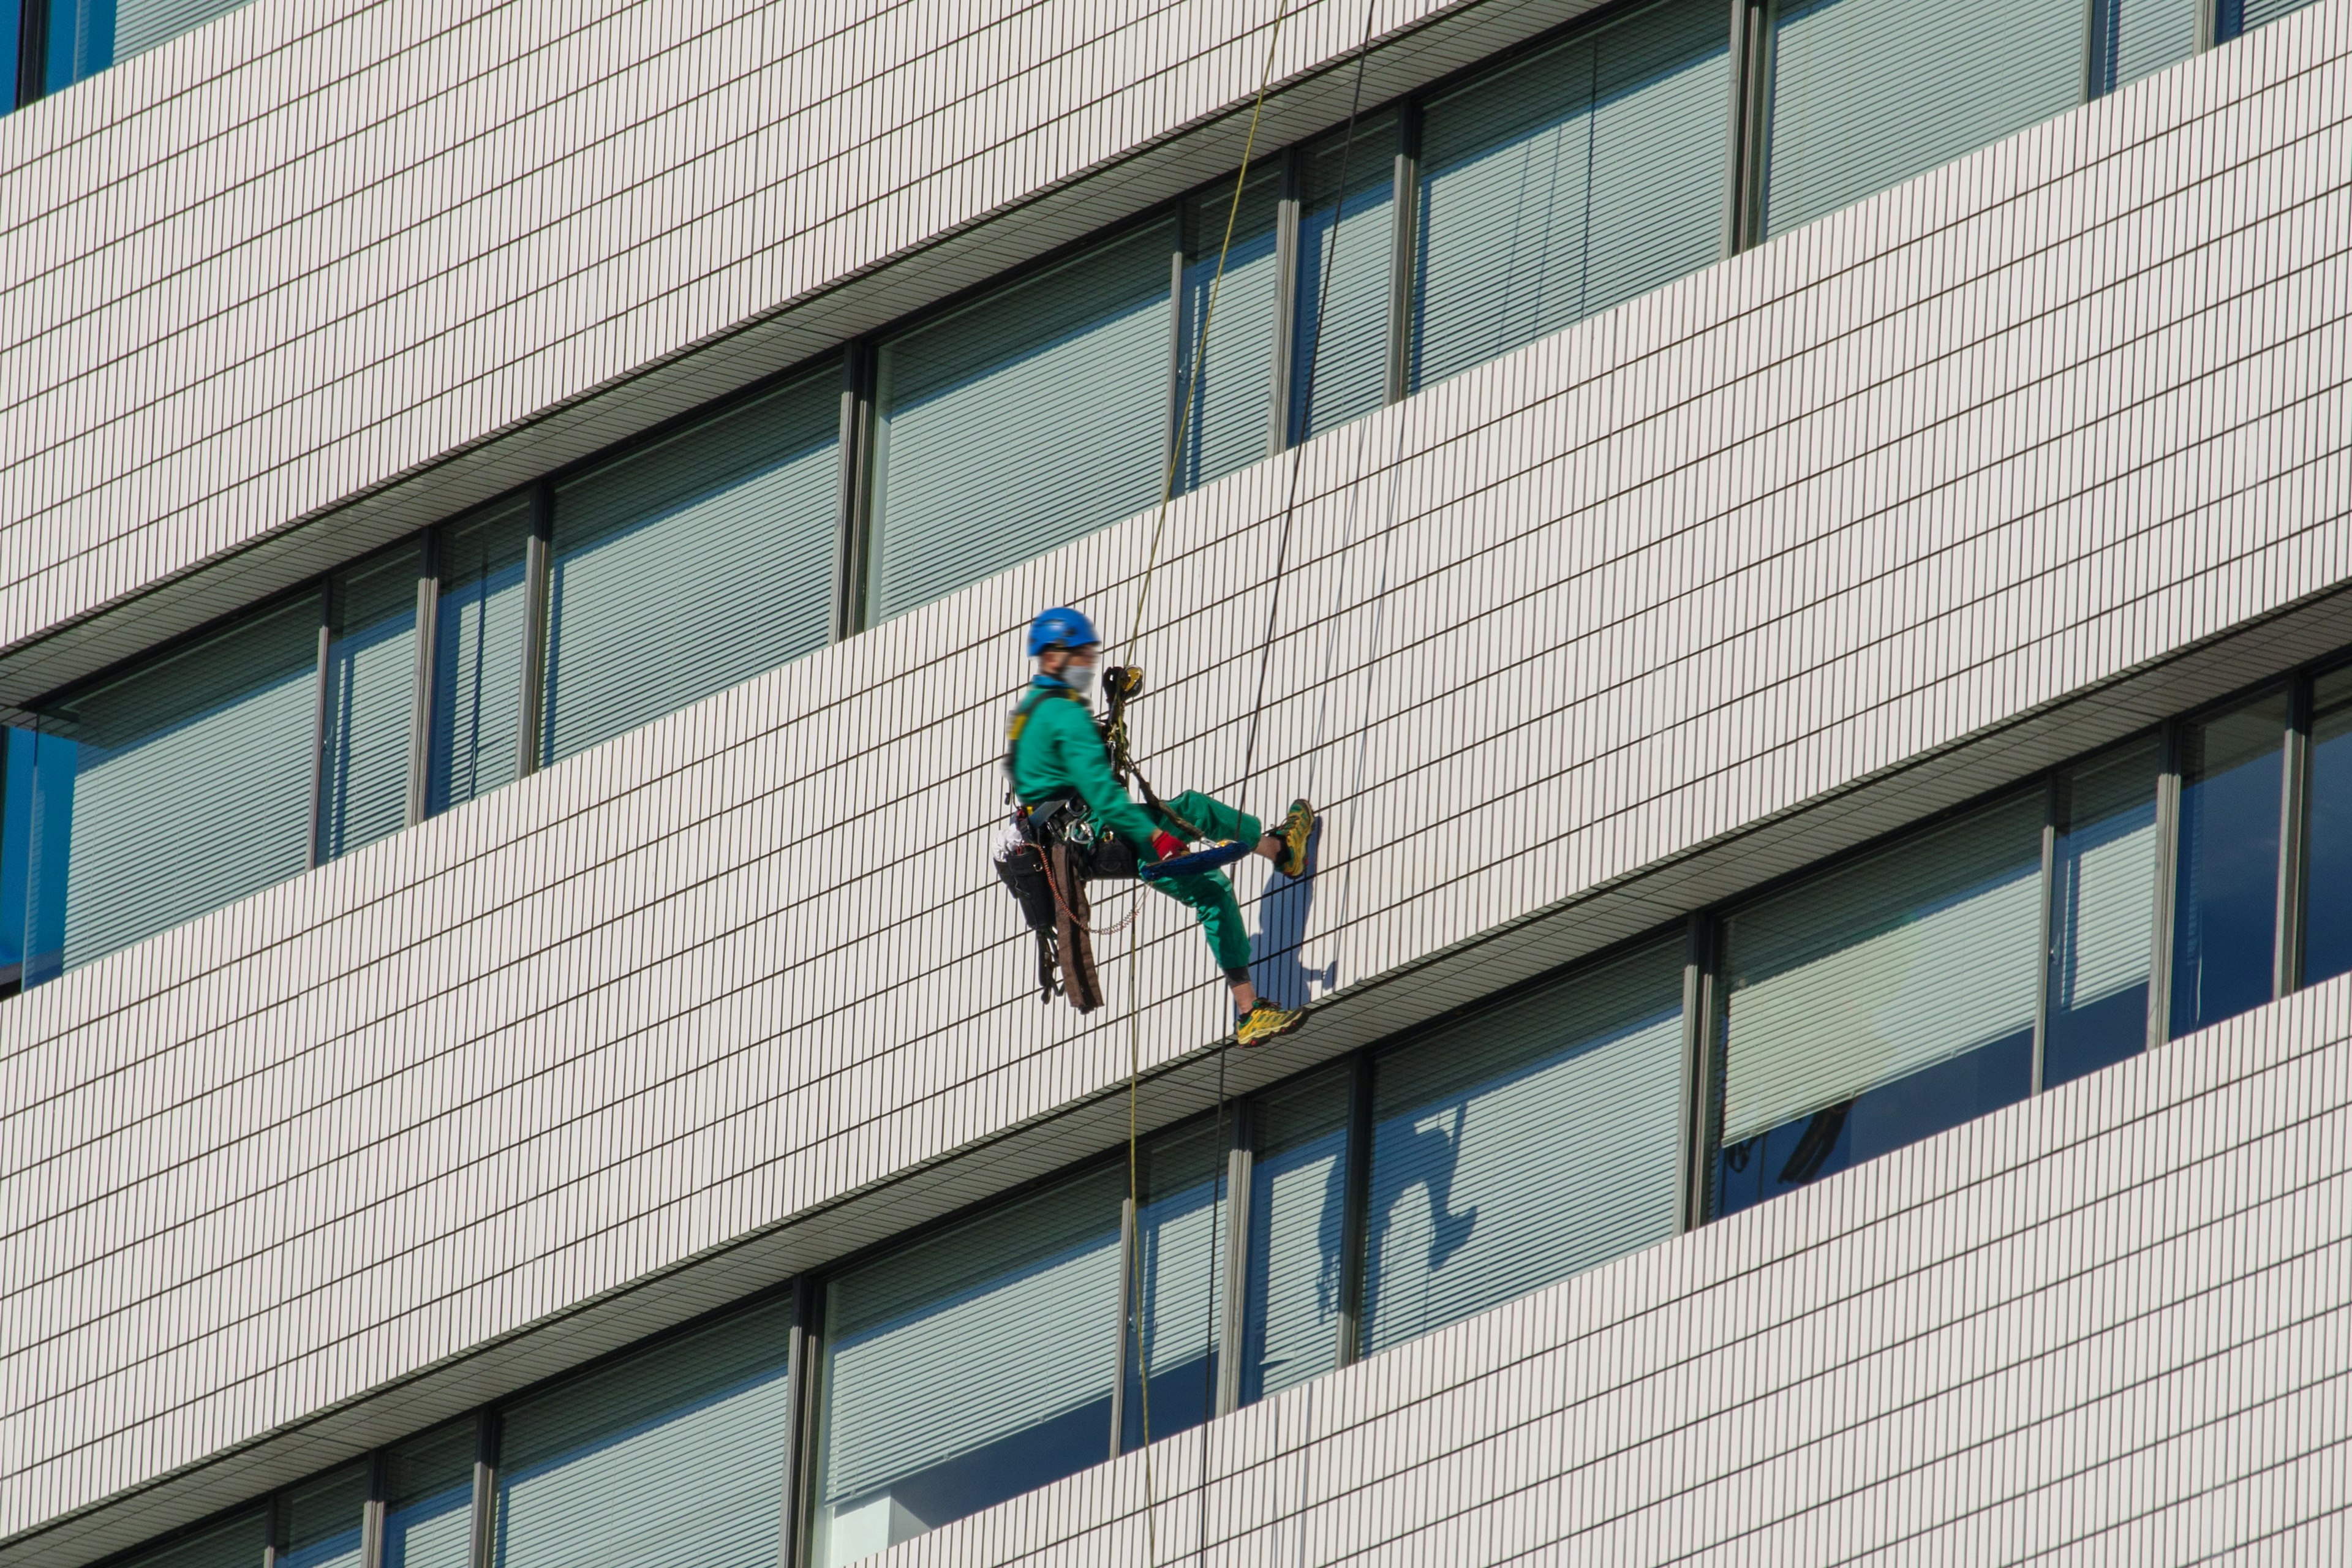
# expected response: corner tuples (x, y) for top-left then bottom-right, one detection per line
(2089, 0), (2199, 95)
(383, 1423), (475, 1568)
(2220, 0), (2328, 36)
(2168, 693), (2286, 1038)
(2044, 744), (2161, 1088)
(276, 1463), (366, 1568)
(1715, 794), (2043, 1215)
(870, 225), (1174, 622)
(813, 1164), (1125, 1564)
(2300, 668), (2352, 986)
(1237, 1066), (1351, 1406)
(29, 597), (321, 976)
(1291, 113), (1400, 442)
(32, 0), (253, 97)
(1762, 0), (2086, 238)
(119, 1512), (268, 1568)
(1120, 1119), (1231, 1452)
(426, 498), (533, 816)
(1413, 0), (1729, 390)
(542, 373), (841, 767)
(319, 546), (423, 862)
(492, 1300), (796, 1568)
(1361, 939), (1686, 1354)
(1176, 167), (1284, 493)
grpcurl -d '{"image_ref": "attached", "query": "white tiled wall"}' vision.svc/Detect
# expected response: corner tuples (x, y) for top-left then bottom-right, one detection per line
(2, 0), (2348, 1564)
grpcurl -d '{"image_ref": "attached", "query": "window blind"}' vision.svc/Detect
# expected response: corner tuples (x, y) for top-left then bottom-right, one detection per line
(1763, 0), (2084, 238)
(383, 1423), (476, 1568)
(123, 1512), (267, 1568)
(1239, 1068), (1351, 1406)
(1414, 0), (1728, 391)
(494, 1300), (794, 1568)
(318, 548), (421, 861)
(1721, 793), (2045, 1145)
(1121, 1121), (1227, 1450)
(110, 0), (250, 62)
(2168, 695), (2285, 1038)
(43, 597), (320, 973)
(1177, 168), (1283, 494)
(815, 1164), (1124, 1565)
(2089, 0), (2198, 94)
(543, 373), (840, 767)
(428, 498), (532, 815)
(1291, 115), (1398, 442)
(1360, 940), (1685, 1356)
(2045, 744), (2159, 1086)
(279, 1463), (368, 1568)
(871, 227), (1172, 622)
(2231, 0), (2324, 32)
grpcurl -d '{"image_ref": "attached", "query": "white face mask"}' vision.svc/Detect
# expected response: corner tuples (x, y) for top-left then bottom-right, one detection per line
(1061, 663), (1096, 695)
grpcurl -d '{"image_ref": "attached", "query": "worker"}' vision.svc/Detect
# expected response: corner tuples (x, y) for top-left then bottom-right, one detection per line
(1004, 606), (1316, 1047)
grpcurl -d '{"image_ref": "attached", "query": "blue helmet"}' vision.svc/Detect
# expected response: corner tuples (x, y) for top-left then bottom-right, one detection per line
(1026, 606), (1100, 657)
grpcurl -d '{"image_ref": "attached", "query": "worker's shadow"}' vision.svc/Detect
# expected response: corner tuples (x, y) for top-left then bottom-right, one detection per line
(1250, 822), (1337, 1009)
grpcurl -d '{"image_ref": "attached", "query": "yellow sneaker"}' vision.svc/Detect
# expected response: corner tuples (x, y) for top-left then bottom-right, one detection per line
(1274, 799), (1316, 878)
(1235, 999), (1305, 1048)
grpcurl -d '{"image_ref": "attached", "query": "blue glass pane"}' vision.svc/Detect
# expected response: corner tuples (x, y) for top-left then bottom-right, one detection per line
(1714, 1027), (2031, 1215)
(45, 0), (113, 92)
(2, 0), (20, 114)
(0, 728), (36, 993)
(1238, 1067), (1350, 1407)
(280, 1463), (367, 1568)
(1121, 1120), (1227, 1453)
(2300, 670), (2352, 986)
(385, 1422), (475, 1568)
(496, 1300), (794, 1568)
(1291, 114), (1396, 442)
(815, 1165), (1123, 1566)
(1362, 941), (1686, 1354)
(2044, 744), (2160, 1089)
(2168, 695), (2284, 1038)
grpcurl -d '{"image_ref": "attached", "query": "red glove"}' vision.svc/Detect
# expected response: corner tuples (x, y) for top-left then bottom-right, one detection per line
(1152, 831), (1185, 863)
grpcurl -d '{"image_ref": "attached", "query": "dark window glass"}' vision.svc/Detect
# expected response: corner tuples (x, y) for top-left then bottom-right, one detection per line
(2, 0), (20, 113)
(2300, 668), (2352, 986)
(2043, 743), (2160, 1088)
(41, 0), (253, 92)
(1120, 1119), (1229, 1453)
(1361, 940), (1686, 1354)
(2218, 0), (2326, 39)
(1238, 1066), (1351, 1407)
(0, 726), (36, 993)
(319, 546), (421, 861)
(2088, 0), (2197, 95)
(427, 497), (532, 816)
(1716, 794), (2042, 1216)
(1290, 112), (1398, 442)
(494, 1300), (794, 1568)
(279, 1463), (367, 1568)
(2168, 695), (2285, 1038)
(813, 1164), (1123, 1565)
(384, 1422), (475, 1568)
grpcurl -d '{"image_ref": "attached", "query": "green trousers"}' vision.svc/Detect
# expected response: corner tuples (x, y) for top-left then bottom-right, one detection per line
(1146, 790), (1261, 977)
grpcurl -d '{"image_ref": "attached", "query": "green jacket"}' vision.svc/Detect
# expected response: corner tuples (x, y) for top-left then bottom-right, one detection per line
(1007, 677), (1163, 850)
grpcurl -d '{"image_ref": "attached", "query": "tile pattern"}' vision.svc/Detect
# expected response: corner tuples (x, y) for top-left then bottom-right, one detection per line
(2, 0), (2350, 1562)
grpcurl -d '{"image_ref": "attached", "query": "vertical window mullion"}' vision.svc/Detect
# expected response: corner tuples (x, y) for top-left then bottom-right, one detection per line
(516, 483), (554, 781)
(407, 533), (439, 830)
(264, 1494), (285, 1568)
(834, 344), (876, 643)
(306, 586), (333, 872)
(1333, 1052), (1375, 1368)
(777, 1276), (817, 1568)
(1677, 912), (1719, 1231)
(15, 0), (48, 108)
(1384, 105), (1421, 407)
(2277, 674), (2312, 998)
(1722, 0), (1773, 255)
(467, 1409), (498, 1568)
(360, 1450), (388, 1568)
(2196, 0), (2220, 48)
(1213, 1102), (1254, 1418)
(1167, 214), (1191, 487)
(2147, 719), (2185, 1049)
(1267, 151), (1303, 457)
(2031, 776), (2060, 1093)
(1109, 1191), (1138, 1461)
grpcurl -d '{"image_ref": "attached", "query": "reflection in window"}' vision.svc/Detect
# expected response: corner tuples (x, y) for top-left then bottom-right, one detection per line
(2088, 0), (2198, 96)
(277, 1463), (366, 1568)
(2302, 669), (2352, 986)
(494, 1300), (794, 1568)
(1362, 940), (1685, 1355)
(427, 498), (532, 816)
(1413, 0), (1728, 391)
(1121, 1120), (1228, 1452)
(1291, 114), (1398, 442)
(31, 598), (320, 977)
(119, 1511), (268, 1568)
(2044, 744), (2160, 1088)
(383, 1422), (475, 1568)
(814, 1165), (1124, 1564)
(1716, 795), (2042, 1215)
(319, 547), (421, 861)
(1763, 0), (2084, 238)
(1238, 1067), (1351, 1406)
(870, 227), (1172, 622)
(543, 374), (840, 767)
(2219, 0), (2327, 37)
(1177, 168), (1284, 493)
(2169, 695), (2284, 1038)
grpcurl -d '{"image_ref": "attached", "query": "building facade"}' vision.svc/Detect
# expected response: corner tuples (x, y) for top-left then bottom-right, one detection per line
(2, 0), (2348, 1562)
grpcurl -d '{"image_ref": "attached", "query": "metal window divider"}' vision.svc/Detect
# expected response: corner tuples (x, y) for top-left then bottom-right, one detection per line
(2146, 719), (2185, 1051)
(466, 1409), (499, 1568)
(1676, 912), (1719, 1232)
(1382, 105), (1420, 408)
(2275, 674), (2312, 999)
(407, 532), (440, 829)
(1109, 1190), (1139, 1459)
(1721, 0), (1773, 255)
(1214, 1102), (1255, 1419)
(777, 1276), (819, 1568)
(2196, 0), (2222, 52)
(1267, 147), (1304, 458)
(2030, 776), (2062, 1095)
(515, 483), (554, 780)
(833, 345), (877, 643)
(359, 1448), (389, 1568)
(306, 582), (335, 872)
(1167, 210), (1195, 492)
(1333, 1051), (1376, 1366)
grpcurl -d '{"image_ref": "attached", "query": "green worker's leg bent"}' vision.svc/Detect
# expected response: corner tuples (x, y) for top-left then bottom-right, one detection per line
(1144, 866), (1254, 974)
(1154, 790), (1262, 850)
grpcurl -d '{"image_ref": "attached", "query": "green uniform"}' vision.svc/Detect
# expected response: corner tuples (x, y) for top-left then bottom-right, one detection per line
(1008, 676), (1261, 978)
